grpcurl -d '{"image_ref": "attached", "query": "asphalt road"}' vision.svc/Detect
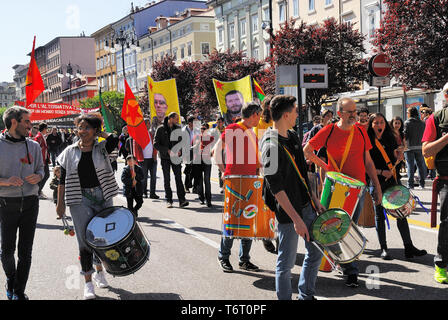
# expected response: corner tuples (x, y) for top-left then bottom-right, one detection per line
(0, 160), (447, 302)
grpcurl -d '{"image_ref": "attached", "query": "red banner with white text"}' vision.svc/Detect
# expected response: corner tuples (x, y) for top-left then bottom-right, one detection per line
(15, 101), (82, 122)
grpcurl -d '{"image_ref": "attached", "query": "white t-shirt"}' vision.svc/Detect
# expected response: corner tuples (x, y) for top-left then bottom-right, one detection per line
(142, 136), (154, 159)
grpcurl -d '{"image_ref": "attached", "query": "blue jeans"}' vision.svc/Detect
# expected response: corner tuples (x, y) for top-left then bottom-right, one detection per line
(276, 204), (323, 300)
(69, 187), (113, 275)
(218, 237), (252, 262)
(435, 180), (448, 268)
(140, 158), (157, 196)
(404, 150), (427, 188)
(0, 196), (39, 295)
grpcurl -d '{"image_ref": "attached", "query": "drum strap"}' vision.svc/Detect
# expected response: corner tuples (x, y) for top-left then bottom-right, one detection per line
(268, 136), (317, 212)
(327, 126), (354, 173)
(374, 138), (397, 182)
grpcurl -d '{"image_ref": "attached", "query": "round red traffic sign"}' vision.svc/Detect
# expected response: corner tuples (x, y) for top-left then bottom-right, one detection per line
(369, 54), (392, 77)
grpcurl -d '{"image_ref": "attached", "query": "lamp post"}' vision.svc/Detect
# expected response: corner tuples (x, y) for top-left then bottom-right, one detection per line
(104, 28), (141, 91)
(58, 62), (82, 105)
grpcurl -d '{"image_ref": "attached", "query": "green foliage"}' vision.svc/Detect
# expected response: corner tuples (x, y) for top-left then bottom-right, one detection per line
(79, 91), (126, 132)
(0, 107), (7, 130)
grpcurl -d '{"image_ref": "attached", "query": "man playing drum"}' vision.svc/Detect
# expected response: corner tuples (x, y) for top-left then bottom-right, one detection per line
(261, 95), (325, 300)
(304, 97), (382, 288)
(213, 102), (262, 273)
(422, 82), (448, 284)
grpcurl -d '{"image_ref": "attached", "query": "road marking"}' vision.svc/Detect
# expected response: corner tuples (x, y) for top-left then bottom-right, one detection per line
(115, 196), (220, 249)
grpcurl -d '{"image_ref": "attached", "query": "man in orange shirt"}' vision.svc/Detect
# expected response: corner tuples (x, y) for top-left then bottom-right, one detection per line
(304, 97), (381, 288)
(213, 102), (262, 273)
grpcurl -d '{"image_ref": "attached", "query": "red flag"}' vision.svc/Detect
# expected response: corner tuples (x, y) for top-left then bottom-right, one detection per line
(121, 79), (150, 149)
(26, 36), (45, 107)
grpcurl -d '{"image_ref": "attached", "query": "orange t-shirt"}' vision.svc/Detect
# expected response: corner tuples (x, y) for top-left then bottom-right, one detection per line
(221, 123), (259, 176)
(308, 123), (372, 183)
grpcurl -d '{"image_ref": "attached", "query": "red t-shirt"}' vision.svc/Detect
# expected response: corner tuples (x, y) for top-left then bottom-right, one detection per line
(308, 123), (372, 183)
(422, 114), (437, 142)
(221, 123), (259, 176)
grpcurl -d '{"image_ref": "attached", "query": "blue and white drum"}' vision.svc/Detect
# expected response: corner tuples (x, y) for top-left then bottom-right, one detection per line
(86, 206), (150, 277)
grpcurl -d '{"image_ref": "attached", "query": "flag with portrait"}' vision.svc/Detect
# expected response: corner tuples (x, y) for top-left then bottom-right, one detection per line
(148, 76), (181, 125)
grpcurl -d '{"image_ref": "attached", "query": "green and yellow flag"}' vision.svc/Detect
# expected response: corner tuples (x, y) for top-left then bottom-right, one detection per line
(99, 89), (115, 133)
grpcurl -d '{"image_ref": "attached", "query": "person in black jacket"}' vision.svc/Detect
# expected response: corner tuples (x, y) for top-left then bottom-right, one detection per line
(121, 155), (144, 217)
(46, 127), (62, 167)
(154, 112), (189, 208)
(261, 95), (325, 300)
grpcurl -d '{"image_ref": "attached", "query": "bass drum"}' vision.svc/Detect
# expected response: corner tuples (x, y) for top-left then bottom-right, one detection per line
(86, 206), (150, 277)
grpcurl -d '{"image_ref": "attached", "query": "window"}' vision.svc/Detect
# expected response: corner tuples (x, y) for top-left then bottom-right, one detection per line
(181, 47), (185, 59)
(263, 7), (270, 21)
(187, 42), (192, 56)
(293, 0), (299, 17)
(240, 18), (246, 37)
(325, 0), (332, 6)
(201, 43), (210, 55)
(252, 47), (259, 59)
(218, 27), (224, 44)
(309, 0), (315, 12)
(368, 10), (376, 38)
(279, 3), (286, 22)
(251, 14), (258, 33)
(229, 23), (235, 41)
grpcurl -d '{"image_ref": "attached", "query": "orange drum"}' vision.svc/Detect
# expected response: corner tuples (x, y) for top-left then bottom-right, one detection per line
(223, 175), (276, 240)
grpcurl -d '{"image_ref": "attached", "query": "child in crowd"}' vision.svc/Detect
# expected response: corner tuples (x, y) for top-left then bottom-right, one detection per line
(50, 165), (61, 205)
(121, 155), (144, 217)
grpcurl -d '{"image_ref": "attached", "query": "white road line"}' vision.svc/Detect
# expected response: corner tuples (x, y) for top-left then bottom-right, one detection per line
(115, 196), (220, 249)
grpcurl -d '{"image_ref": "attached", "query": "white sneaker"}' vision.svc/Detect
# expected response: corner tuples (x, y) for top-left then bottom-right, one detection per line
(92, 271), (109, 288)
(84, 282), (96, 300)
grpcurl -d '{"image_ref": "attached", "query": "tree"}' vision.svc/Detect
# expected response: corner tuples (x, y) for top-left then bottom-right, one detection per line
(270, 18), (368, 115)
(79, 91), (125, 131)
(192, 50), (267, 121)
(373, 0), (448, 90)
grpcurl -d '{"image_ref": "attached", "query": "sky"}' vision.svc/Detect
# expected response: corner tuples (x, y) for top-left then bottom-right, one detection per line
(0, 0), (152, 82)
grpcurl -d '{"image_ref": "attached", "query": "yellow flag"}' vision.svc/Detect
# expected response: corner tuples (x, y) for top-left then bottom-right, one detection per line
(213, 75), (253, 125)
(148, 76), (181, 125)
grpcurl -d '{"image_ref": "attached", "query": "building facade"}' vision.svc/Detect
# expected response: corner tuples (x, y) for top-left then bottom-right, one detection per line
(208, 0), (271, 60)
(0, 82), (16, 107)
(91, 24), (117, 92)
(61, 75), (98, 107)
(137, 8), (216, 92)
(31, 37), (96, 104)
(12, 64), (28, 102)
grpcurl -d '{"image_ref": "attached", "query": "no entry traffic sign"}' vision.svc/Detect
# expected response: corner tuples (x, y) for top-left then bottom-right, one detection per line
(369, 54), (392, 77)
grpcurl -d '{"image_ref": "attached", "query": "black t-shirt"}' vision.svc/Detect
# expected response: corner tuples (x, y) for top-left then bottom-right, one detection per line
(262, 130), (311, 224)
(369, 134), (398, 191)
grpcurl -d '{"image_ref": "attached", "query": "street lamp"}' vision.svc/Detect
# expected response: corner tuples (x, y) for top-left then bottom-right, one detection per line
(58, 62), (82, 105)
(104, 28), (140, 88)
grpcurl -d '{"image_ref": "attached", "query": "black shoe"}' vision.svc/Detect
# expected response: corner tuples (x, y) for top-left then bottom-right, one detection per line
(179, 201), (189, 208)
(263, 240), (277, 254)
(149, 194), (160, 200)
(345, 274), (359, 288)
(218, 258), (233, 273)
(239, 261), (259, 272)
(404, 245), (427, 259)
(143, 194), (148, 199)
(199, 198), (205, 205)
(12, 293), (29, 300)
(207, 202), (212, 208)
(381, 249), (393, 260)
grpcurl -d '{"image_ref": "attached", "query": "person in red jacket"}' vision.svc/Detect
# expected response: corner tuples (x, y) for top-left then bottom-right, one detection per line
(132, 118), (159, 199)
(34, 122), (51, 199)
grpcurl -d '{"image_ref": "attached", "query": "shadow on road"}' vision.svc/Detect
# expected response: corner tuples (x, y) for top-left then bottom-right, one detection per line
(97, 286), (183, 300)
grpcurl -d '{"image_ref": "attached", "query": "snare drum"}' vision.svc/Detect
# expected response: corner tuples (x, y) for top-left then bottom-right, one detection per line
(223, 175), (276, 240)
(320, 172), (365, 217)
(382, 185), (416, 219)
(86, 206), (150, 277)
(312, 209), (367, 265)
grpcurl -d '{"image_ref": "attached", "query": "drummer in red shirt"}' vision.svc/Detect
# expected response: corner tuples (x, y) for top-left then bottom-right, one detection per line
(304, 97), (382, 288)
(213, 102), (262, 273)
